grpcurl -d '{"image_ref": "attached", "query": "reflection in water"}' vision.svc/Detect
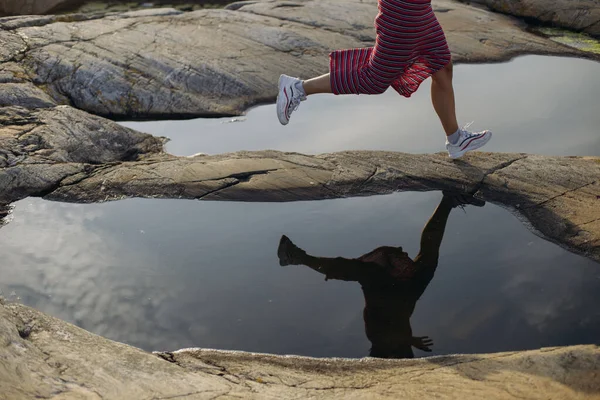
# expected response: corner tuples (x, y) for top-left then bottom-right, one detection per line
(0, 200), (177, 350)
(1, 194), (599, 356)
(278, 192), (484, 358)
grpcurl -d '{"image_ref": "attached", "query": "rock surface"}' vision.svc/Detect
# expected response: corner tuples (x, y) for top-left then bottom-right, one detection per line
(0, 104), (598, 262)
(0, 3), (598, 397)
(1, 300), (599, 399)
(0, 105), (164, 203)
(48, 149), (600, 263)
(0, 0), (77, 17)
(0, 0), (590, 119)
(464, 0), (600, 38)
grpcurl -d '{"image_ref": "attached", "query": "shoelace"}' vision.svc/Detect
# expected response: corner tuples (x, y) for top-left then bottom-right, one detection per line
(461, 121), (476, 137)
(288, 96), (302, 114)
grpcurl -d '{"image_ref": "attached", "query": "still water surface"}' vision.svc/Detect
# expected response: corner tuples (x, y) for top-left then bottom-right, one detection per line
(122, 56), (600, 157)
(1, 192), (598, 358)
(2, 55), (599, 358)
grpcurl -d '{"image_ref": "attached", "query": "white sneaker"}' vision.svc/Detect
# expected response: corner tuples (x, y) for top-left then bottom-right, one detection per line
(277, 74), (306, 125)
(446, 125), (492, 159)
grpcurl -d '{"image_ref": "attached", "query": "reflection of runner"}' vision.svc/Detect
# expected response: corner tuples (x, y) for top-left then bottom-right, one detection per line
(277, 192), (484, 359)
(276, 0), (492, 159)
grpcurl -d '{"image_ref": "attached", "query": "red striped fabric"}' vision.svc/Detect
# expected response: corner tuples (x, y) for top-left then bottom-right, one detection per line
(329, 0), (451, 97)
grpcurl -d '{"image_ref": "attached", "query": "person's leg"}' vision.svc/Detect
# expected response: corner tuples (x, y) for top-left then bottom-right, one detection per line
(430, 62), (459, 136)
(414, 191), (485, 267)
(303, 73), (332, 96)
(277, 235), (367, 282)
(432, 61), (492, 158)
(277, 21), (402, 125)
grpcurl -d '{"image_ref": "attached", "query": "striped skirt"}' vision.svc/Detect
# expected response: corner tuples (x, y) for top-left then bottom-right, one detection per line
(330, 0), (451, 97)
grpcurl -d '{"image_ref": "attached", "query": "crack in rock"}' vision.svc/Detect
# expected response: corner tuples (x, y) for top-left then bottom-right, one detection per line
(527, 180), (598, 209)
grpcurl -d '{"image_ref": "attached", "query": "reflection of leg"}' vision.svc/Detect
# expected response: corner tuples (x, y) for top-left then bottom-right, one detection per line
(277, 235), (366, 282)
(301, 255), (364, 276)
(277, 235), (307, 266)
(415, 193), (485, 266)
(414, 197), (453, 266)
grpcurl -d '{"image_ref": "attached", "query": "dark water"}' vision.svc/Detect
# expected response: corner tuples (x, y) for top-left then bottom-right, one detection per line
(121, 56), (600, 157)
(1, 192), (599, 357)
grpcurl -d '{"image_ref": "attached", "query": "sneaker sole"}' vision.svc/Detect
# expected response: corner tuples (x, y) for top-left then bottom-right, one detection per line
(276, 75), (292, 126)
(277, 236), (291, 266)
(449, 131), (492, 159)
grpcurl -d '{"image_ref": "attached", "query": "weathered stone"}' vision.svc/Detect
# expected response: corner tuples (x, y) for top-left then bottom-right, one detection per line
(1, 301), (599, 399)
(0, 3), (597, 395)
(0, 202), (11, 225)
(0, 0), (234, 17)
(0, 0), (78, 17)
(0, 0), (590, 118)
(0, 105), (164, 203)
(0, 103), (597, 261)
(39, 149), (598, 262)
(463, 0), (600, 38)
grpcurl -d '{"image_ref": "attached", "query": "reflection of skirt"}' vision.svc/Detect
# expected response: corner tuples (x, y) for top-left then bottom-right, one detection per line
(329, 0), (451, 97)
(358, 246), (417, 280)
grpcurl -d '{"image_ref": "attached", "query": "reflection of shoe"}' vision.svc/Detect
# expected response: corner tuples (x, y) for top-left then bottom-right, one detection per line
(277, 235), (306, 266)
(442, 191), (486, 208)
(276, 74), (306, 125)
(446, 123), (492, 159)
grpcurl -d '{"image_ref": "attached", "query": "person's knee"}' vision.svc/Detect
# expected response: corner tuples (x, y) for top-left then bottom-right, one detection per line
(432, 62), (453, 85)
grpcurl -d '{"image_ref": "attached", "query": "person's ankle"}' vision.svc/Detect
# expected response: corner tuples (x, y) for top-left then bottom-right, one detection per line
(447, 128), (460, 144)
(297, 80), (308, 98)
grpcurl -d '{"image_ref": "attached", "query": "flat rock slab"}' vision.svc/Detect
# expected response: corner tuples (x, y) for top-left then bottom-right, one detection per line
(0, 0), (589, 118)
(44, 150), (600, 263)
(0, 105), (164, 203)
(464, 0), (600, 38)
(0, 0), (75, 16)
(1, 300), (599, 399)
(0, 104), (598, 262)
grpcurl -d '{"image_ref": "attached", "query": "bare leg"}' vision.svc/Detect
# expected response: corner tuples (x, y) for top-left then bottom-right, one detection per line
(431, 62), (459, 136)
(302, 73), (333, 96)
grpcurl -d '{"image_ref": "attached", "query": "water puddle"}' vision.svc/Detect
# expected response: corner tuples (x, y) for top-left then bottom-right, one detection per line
(121, 56), (600, 157)
(1, 192), (598, 358)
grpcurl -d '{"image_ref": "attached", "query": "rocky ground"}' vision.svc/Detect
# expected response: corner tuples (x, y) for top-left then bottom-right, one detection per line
(3, 0), (599, 40)
(2, 300), (599, 399)
(0, 0), (229, 16)
(1, 103), (599, 262)
(462, 0), (600, 38)
(0, 0), (594, 119)
(0, 0), (599, 398)
(0, 0), (596, 260)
